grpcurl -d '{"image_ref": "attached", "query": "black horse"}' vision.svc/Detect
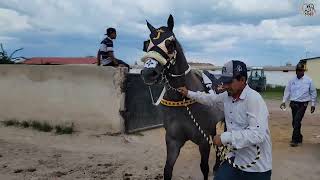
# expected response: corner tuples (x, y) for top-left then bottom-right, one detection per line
(140, 15), (225, 180)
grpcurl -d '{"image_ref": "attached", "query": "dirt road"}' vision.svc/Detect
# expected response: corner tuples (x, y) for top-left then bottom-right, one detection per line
(0, 100), (319, 180)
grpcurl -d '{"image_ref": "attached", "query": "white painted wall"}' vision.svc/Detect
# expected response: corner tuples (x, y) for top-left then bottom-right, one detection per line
(0, 65), (127, 133)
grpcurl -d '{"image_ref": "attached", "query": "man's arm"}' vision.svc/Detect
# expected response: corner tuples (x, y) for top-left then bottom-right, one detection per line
(310, 79), (317, 113)
(178, 86), (226, 106)
(107, 51), (118, 66)
(281, 80), (292, 109)
(220, 95), (269, 149)
(310, 80), (317, 107)
(282, 80), (291, 104)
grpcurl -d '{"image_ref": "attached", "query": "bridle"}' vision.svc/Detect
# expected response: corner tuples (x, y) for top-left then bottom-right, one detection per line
(146, 56), (191, 106)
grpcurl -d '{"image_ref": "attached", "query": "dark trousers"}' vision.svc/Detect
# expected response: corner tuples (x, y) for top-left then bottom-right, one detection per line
(103, 59), (130, 69)
(214, 161), (271, 180)
(290, 101), (308, 143)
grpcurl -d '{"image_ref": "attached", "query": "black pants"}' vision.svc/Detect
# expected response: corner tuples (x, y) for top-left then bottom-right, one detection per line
(214, 160), (271, 180)
(103, 59), (130, 69)
(290, 101), (308, 143)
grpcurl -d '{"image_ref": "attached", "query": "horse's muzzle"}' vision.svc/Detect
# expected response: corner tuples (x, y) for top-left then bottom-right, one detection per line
(141, 68), (161, 85)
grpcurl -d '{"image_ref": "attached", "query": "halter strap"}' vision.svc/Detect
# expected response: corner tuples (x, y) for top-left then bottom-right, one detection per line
(168, 65), (191, 77)
(148, 86), (166, 106)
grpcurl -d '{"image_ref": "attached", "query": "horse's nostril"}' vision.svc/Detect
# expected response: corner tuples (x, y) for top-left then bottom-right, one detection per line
(152, 71), (158, 77)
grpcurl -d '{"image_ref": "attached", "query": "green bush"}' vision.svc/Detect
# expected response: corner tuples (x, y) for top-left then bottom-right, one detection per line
(0, 43), (25, 64)
(1, 119), (20, 126)
(30, 121), (53, 132)
(55, 123), (74, 134)
(1, 119), (74, 135)
(21, 120), (30, 128)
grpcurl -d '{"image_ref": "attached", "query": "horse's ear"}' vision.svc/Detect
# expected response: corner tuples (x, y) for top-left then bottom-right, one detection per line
(167, 14), (174, 31)
(146, 20), (156, 32)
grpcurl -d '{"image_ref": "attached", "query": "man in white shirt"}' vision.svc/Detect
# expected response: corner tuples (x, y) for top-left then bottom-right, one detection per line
(280, 62), (317, 147)
(178, 60), (272, 180)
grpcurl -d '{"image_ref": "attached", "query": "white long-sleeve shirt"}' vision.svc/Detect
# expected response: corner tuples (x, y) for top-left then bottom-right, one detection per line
(188, 85), (272, 172)
(282, 75), (317, 106)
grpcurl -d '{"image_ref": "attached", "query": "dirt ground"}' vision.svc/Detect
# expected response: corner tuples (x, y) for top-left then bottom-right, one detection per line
(0, 99), (320, 180)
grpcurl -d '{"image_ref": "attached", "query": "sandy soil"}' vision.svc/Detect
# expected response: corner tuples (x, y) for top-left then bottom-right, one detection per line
(0, 100), (320, 180)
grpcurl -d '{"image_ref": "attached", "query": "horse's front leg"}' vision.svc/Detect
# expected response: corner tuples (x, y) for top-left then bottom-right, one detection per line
(199, 141), (210, 180)
(164, 133), (185, 180)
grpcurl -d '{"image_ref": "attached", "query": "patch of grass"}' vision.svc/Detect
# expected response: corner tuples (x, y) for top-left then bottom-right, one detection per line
(55, 123), (74, 135)
(261, 85), (320, 101)
(20, 120), (30, 128)
(30, 121), (53, 132)
(1, 119), (20, 126)
(1, 119), (74, 134)
(260, 85), (285, 100)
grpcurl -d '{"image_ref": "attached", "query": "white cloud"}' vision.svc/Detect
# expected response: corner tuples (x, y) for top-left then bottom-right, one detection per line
(0, 0), (320, 64)
(223, 0), (295, 15)
(0, 8), (31, 33)
(175, 17), (320, 54)
(202, 37), (239, 52)
(0, 36), (18, 43)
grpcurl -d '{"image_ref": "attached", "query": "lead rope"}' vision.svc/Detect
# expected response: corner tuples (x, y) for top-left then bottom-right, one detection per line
(182, 98), (261, 170)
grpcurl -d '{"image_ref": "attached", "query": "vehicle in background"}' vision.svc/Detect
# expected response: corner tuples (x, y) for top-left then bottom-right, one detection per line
(248, 67), (267, 92)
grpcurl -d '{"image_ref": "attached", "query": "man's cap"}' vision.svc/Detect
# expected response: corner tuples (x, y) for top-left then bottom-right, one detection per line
(105, 27), (116, 35)
(219, 60), (247, 84)
(296, 62), (306, 71)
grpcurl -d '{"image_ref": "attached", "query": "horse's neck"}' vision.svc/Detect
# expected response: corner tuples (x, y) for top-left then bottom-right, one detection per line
(163, 41), (205, 101)
(185, 71), (205, 92)
(163, 70), (205, 101)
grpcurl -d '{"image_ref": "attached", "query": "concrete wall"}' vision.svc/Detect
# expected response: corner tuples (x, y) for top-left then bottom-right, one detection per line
(0, 65), (127, 133)
(306, 58), (320, 89)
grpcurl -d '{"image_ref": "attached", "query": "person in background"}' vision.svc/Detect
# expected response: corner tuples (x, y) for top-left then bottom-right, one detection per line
(97, 27), (130, 69)
(280, 62), (317, 147)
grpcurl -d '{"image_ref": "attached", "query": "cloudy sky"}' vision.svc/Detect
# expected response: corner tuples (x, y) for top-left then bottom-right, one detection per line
(0, 0), (319, 66)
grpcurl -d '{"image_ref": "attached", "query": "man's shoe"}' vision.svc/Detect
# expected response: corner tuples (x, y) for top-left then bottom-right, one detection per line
(290, 142), (299, 147)
(291, 140), (302, 144)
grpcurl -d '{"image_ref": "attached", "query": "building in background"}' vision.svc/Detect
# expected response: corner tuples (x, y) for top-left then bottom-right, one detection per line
(300, 56), (320, 89)
(23, 57), (97, 65)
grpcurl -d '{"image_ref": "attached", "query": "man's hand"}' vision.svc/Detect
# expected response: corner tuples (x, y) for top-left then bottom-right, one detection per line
(177, 86), (188, 97)
(217, 84), (226, 91)
(311, 106), (315, 114)
(213, 135), (223, 146)
(280, 103), (286, 110)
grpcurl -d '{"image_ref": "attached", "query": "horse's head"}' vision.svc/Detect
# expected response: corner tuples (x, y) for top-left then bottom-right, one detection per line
(140, 15), (180, 85)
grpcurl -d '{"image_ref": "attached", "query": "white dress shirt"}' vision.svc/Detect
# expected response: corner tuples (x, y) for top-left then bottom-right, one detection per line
(282, 75), (317, 106)
(188, 85), (272, 172)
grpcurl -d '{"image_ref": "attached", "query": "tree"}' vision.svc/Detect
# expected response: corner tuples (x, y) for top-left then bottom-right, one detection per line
(0, 43), (27, 64)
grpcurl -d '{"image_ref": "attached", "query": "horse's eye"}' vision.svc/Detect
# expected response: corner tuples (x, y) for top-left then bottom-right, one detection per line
(165, 40), (172, 47)
(165, 40), (175, 53)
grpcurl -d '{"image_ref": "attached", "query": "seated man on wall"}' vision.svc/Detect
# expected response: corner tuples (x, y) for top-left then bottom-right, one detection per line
(97, 27), (130, 69)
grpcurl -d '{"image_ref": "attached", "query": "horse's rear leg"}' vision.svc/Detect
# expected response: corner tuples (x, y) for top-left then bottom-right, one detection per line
(199, 142), (210, 180)
(164, 135), (184, 180)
